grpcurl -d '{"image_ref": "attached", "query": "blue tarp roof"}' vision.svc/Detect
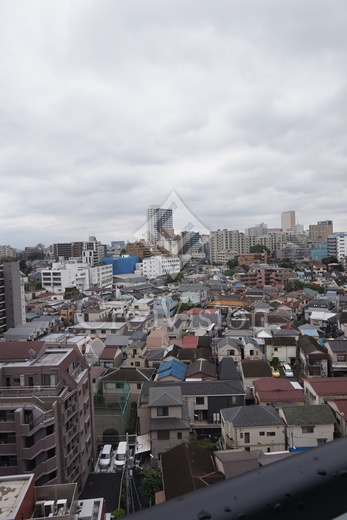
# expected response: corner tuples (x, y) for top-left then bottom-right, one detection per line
(157, 359), (188, 381)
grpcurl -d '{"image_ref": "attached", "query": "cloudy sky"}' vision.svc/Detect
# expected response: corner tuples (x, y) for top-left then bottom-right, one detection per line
(1, 0), (347, 249)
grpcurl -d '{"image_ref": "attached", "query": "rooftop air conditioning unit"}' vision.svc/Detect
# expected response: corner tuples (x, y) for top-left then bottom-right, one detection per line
(35, 501), (46, 517)
(56, 499), (68, 515)
(44, 501), (55, 517)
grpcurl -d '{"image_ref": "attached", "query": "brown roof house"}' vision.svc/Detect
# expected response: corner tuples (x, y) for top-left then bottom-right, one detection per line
(253, 378), (305, 407)
(160, 442), (224, 502)
(304, 377), (347, 405)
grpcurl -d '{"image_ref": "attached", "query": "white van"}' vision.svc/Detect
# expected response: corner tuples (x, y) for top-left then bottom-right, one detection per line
(283, 364), (294, 378)
(99, 444), (113, 469)
(114, 441), (127, 469)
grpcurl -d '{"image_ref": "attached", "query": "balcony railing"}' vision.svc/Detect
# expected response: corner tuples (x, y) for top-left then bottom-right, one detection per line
(129, 436), (347, 520)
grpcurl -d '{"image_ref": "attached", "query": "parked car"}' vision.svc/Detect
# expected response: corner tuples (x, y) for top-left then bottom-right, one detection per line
(271, 365), (281, 378)
(99, 444), (113, 469)
(114, 441), (127, 469)
(282, 364), (294, 378)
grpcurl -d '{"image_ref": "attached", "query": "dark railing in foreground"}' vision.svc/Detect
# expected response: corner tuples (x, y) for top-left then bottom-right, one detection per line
(130, 436), (347, 520)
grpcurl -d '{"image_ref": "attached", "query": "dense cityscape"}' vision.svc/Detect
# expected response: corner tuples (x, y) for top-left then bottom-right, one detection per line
(1, 204), (347, 518)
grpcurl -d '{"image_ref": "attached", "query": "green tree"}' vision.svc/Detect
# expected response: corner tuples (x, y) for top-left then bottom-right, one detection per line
(189, 432), (216, 451)
(285, 279), (304, 292)
(102, 428), (119, 446)
(27, 251), (42, 261)
(141, 469), (163, 506)
(224, 268), (236, 277)
(120, 248), (127, 256)
(112, 509), (126, 518)
(227, 257), (239, 269)
(249, 245), (270, 255)
(279, 259), (296, 269)
(35, 281), (42, 290)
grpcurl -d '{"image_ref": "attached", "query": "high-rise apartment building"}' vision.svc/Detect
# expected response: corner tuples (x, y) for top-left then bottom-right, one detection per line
(210, 229), (248, 263)
(309, 220), (333, 246)
(281, 211), (296, 232)
(53, 242), (83, 261)
(0, 344), (95, 492)
(327, 232), (347, 266)
(0, 262), (25, 335)
(245, 223), (268, 237)
(146, 205), (173, 245)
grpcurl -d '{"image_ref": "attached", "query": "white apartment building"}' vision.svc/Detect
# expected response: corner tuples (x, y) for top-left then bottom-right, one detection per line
(328, 232), (347, 266)
(135, 255), (180, 279)
(41, 261), (112, 294)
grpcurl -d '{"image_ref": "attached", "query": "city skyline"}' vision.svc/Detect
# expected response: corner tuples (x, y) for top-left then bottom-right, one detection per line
(1, 1), (347, 248)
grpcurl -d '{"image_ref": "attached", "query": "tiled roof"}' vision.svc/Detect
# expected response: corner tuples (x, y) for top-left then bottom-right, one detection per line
(254, 378), (305, 403)
(161, 443), (224, 501)
(221, 405), (283, 427)
(148, 386), (183, 407)
(218, 357), (240, 380)
(280, 404), (336, 426)
(325, 339), (347, 353)
(141, 379), (245, 399)
(306, 377), (347, 396)
(149, 416), (190, 431)
(186, 360), (216, 379)
(100, 367), (155, 382)
(241, 359), (272, 378)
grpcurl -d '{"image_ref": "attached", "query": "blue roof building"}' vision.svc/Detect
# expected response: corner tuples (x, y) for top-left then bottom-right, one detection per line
(157, 359), (188, 381)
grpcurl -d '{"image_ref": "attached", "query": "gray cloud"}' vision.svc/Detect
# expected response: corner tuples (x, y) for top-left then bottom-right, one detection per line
(0, 0), (347, 248)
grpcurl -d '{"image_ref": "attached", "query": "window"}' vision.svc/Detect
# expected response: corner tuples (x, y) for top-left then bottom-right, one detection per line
(259, 432), (265, 436)
(249, 350), (254, 356)
(157, 430), (170, 440)
(302, 426), (314, 434)
(177, 432), (182, 440)
(137, 384), (141, 390)
(227, 349), (235, 356)
(157, 407), (169, 417)
(196, 397), (204, 405)
(267, 432), (276, 437)
(245, 432), (250, 443)
(337, 355), (346, 362)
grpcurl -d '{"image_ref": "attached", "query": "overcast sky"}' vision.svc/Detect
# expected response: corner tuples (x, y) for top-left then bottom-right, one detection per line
(1, 0), (347, 249)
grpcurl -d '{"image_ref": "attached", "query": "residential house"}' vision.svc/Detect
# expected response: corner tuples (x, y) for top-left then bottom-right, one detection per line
(304, 377), (347, 405)
(146, 328), (170, 349)
(267, 329), (298, 366)
(99, 366), (155, 402)
(324, 339), (347, 376)
(326, 398), (347, 437)
(304, 299), (334, 321)
(241, 359), (273, 403)
(160, 442), (224, 502)
(253, 378), (305, 407)
(186, 360), (217, 381)
(147, 386), (191, 457)
(298, 335), (329, 378)
(156, 360), (188, 382)
(220, 405), (286, 452)
(139, 380), (246, 441)
(241, 336), (264, 359)
(278, 404), (336, 450)
(216, 338), (242, 364)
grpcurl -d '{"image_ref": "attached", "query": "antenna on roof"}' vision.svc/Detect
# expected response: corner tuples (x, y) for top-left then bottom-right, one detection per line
(29, 349), (36, 361)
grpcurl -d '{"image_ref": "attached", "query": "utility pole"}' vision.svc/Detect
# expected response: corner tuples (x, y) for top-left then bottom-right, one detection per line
(126, 432), (129, 516)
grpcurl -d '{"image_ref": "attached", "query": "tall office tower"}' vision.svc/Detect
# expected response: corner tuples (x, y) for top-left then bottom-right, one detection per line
(146, 205), (173, 245)
(53, 242), (84, 261)
(0, 262), (25, 334)
(210, 229), (249, 264)
(309, 220), (334, 246)
(281, 211), (296, 232)
(245, 223), (268, 237)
